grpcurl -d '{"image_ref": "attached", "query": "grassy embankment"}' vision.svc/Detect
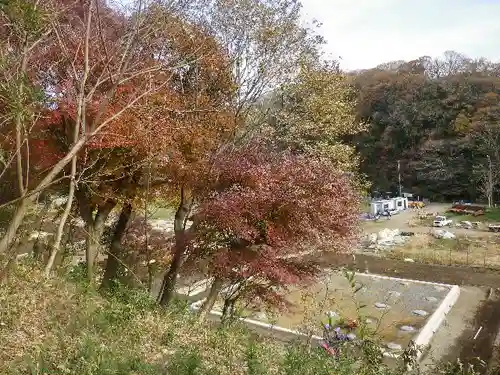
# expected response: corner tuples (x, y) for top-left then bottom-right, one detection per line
(0, 261), (419, 375)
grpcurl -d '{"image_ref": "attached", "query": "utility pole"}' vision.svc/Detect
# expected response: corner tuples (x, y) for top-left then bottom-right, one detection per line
(487, 155), (493, 207)
(397, 160), (402, 197)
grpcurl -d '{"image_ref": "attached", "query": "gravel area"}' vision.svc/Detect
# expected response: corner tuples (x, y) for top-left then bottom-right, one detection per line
(236, 270), (453, 351)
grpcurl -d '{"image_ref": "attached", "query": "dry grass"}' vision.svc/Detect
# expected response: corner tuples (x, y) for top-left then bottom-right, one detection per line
(389, 234), (500, 268)
(0, 263), (288, 375)
(0, 261), (487, 375)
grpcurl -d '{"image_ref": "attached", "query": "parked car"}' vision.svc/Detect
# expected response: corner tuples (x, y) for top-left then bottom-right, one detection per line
(433, 216), (453, 227)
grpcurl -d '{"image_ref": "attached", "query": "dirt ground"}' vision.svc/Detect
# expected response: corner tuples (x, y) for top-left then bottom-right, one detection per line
(305, 252), (500, 373)
(224, 271), (448, 350)
(363, 203), (499, 238)
(308, 252), (500, 288)
(420, 286), (488, 371)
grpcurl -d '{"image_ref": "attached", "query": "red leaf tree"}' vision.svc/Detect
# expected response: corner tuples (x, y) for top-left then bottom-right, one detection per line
(184, 142), (361, 319)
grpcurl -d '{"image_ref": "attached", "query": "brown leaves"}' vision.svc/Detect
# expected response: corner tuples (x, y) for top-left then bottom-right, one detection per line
(3, 0), (238, 203)
(185, 141), (361, 297)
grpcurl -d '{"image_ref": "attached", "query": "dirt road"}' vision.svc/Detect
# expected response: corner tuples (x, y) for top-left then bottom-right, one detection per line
(308, 252), (500, 288)
(363, 204), (498, 238)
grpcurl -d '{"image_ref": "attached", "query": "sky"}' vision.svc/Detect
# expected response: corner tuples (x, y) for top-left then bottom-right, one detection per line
(301, 0), (500, 71)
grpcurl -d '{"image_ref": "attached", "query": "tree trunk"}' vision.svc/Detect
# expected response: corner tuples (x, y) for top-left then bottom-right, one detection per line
(0, 198), (29, 254)
(158, 187), (192, 306)
(197, 278), (223, 323)
(221, 296), (237, 323)
(85, 202), (115, 282)
(75, 191), (116, 283)
(101, 203), (133, 289)
(45, 179), (77, 276)
(31, 200), (51, 262)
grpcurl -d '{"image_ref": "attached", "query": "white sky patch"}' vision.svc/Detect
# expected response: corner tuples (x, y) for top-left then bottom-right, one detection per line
(301, 0), (500, 71)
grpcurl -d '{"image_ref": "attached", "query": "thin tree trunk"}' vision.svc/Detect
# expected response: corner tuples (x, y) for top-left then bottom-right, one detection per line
(158, 249), (182, 305)
(44, 175), (76, 276)
(14, 43), (30, 198)
(31, 200), (51, 262)
(0, 1), (153, 255)
(45, 3), (92, 277)
(144, 161), (153, 291)
(221, 297), (237, 323)
(61, 215), (75, 264)
(85, 201), (115, 282)
(197, 277), (223, 323)
(158, 187), (192, 306)
(101, 203), (133, 289)
(0, 199), (29, 254)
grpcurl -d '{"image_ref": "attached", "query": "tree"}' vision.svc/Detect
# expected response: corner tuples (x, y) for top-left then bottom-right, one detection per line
(474, 157), (497, 208)
(184, 142), (360, 319)
(156, 0), (325, 306)
(470, 92), (500, 205)
(351, 52), (500, 200)
(0, 0), (200, 257)
(1, 0), (237, 283)
(190, 0), (323, 140)
(265, 61), (365, 174)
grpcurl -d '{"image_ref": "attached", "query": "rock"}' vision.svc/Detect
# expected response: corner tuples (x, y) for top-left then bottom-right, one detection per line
(347, 333), (357, 340)
(365, 318), (373, 324)
(28, 231), (53, 241)
(432, 229), (456, 239)
(399, 325), (415, 332)
(404, 258), (415, 263)
(425, 296), (438, 303)
(72, 218), (85, 228)
(372, 228), (409, 248)
(150, 219), (174, 231)
(255, 312), (267, 320)
(412, 309), (429, 317)
(387, 291), (402, 298)
(52, 197), (68, 207)
(375, 302), (390, 309)
(386, 343), (402, 351)
(326, 311), (338, 318)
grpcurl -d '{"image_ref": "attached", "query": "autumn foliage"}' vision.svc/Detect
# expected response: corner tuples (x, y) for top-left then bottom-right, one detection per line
(182, 142), (360, 306)
(1, 0), (362, 313)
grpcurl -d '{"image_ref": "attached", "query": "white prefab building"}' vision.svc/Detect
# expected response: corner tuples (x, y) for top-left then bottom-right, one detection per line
(370, 197), (408, 215)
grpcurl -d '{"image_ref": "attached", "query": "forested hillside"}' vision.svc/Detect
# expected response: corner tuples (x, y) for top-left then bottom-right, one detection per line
(351, 51), (500, 202)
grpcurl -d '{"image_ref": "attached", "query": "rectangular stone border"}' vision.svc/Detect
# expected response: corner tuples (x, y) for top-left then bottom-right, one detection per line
(182, 273), (460, 361)
(355, 273), (461, 360)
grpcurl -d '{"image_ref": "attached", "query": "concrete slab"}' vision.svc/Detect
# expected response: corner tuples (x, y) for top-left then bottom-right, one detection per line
(188, 271), (460, 359)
